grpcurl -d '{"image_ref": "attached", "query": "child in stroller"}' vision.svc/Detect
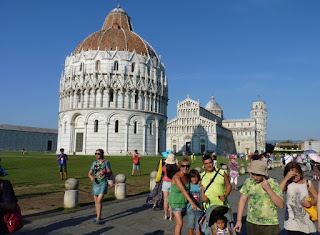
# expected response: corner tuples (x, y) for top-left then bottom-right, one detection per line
(200, 205), (233, 235)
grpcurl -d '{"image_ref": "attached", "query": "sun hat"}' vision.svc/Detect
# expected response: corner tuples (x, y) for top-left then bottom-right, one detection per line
(230, 154), (236, 159)
(165, 154), (177, 164)
(248, 160), (268, 176)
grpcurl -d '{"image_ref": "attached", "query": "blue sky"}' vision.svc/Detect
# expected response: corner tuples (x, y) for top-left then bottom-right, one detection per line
(0, 0), (319, 141)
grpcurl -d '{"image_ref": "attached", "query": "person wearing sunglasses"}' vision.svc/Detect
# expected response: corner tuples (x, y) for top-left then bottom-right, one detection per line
(88, 149), (112, 224)
(169, 158), (198, 235)
(235, 160), (284, 235)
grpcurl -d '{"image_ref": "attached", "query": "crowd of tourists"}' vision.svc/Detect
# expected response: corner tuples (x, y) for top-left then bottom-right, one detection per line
(146, 151), (320, 235)
(1, 149), (320, 234)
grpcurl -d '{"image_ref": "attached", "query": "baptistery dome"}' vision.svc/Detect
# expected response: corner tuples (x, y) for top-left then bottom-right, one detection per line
(57, 5), (168, 155)
(74, 5), (158, 60)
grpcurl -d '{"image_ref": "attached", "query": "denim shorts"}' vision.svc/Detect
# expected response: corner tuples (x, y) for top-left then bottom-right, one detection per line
(171, 207), (186, 213)
(187, 208), (203, 230)
(162, 181), (171, 192)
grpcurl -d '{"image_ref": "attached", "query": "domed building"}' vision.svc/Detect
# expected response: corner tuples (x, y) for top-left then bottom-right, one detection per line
(57, 5), (168, 155)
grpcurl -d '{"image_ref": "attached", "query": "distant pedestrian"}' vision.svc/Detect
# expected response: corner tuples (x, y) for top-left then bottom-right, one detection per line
(228, 154), (239, 191)
(88, 149), (112, 224)
(57, 148), (68, 180)
(280, 162), (317, 234)
(130, 150), (141, 176)
(211, 152), (217, 168)
(235, 160), (284, 235)
(251, 150), (260, 161)
(190, 153), (196, 163)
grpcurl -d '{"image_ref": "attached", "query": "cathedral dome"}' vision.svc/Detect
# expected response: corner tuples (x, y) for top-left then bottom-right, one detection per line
(73, 5), (158, 60)
(205, 95), (221, 110)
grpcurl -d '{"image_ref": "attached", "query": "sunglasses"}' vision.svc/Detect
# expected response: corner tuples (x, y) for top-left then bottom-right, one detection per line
(251, 173), (264, 177)
(95, 153), (101, 156)
(181, 164), (190, 168)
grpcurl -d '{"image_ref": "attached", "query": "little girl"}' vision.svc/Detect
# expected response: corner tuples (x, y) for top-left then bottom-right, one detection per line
(187, 169), (203, 235)
(212, 216), (231, 235)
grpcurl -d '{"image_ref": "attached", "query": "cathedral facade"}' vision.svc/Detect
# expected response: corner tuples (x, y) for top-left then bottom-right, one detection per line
(166, 96), (267, 155)
(57, 5), (168, 155)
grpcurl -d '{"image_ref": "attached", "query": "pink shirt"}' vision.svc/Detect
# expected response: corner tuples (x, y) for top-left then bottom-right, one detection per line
(162, 165), (171, 182)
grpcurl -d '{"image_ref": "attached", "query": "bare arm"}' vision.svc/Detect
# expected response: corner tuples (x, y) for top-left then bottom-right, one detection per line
(261, 178), (284, 209)
(234, 194), (248, 233)
(218, 172), (232, 202)
(279, 170), (296, 191)
(302, 181), (318, 207)
(88, 170), (94, 182)
(173, 175), (198, 211)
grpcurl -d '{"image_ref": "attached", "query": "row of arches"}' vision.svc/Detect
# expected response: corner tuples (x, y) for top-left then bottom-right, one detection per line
(59, 88), (167, 116)
(58, 111), (167, 155)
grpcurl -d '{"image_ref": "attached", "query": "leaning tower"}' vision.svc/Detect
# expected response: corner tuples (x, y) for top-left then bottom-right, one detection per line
(250, 101), (267, 153)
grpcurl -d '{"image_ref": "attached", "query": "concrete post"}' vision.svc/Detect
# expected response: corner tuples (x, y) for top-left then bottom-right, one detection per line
(64, 178), (79, 208)
(240, 164), (246, 175)
(150, 171), (157, 191)
(115, 174), (126, 200)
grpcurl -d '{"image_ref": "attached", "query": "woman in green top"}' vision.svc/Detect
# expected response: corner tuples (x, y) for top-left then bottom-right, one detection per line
(169, 158), (198, 235)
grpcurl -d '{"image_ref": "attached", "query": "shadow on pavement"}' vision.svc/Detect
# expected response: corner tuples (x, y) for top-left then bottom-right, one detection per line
(144, 230), (165, 235)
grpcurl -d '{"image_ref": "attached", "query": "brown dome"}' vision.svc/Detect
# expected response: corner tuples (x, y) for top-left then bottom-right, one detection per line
(73, 5), (158, 60)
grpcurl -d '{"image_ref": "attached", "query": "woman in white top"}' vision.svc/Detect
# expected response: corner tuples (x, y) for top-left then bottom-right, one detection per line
(280, 162), (317, 235)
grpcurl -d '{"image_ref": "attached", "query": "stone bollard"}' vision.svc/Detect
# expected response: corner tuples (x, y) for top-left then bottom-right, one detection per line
(240, 163), (246, 175)
(150, 171), (157, 191)
(195, 167), (201, 173)
(64, 178), (79, 208)
(246, 163), (250, 173)
(221, 164), (228, 172)
(115, 174), (126, 200)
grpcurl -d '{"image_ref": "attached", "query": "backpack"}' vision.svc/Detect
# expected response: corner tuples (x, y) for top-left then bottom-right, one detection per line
(133, 155), (139, 165)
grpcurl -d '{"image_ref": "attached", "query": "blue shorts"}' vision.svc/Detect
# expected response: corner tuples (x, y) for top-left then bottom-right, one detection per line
(171, 207), (186, 213)
(187, 208), (203, 230)
(162, 181), (171, 192)
(92, 180), (108, 196)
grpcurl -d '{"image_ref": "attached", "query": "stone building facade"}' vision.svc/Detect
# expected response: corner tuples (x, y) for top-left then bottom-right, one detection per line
(0, 124), (57, 152)
(57, 5), (168, 155)
(167, 96), (267, 155)
(303, 139), (320, 153)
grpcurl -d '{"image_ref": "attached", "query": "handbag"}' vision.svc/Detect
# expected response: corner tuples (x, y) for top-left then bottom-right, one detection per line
(155, 160), (162, 183)
(4, 204), (24, 234)
(304, 180), (317, 221)
(0, 180), (23, 234)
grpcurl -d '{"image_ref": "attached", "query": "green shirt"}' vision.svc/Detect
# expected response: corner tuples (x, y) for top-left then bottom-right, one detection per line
(240, 177), (283, 225)
(200, 169), (227, 209)
(169, 183), (190, 209)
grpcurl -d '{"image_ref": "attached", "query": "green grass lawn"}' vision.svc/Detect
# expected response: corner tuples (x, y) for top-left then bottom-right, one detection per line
(0, 152), (250, 202)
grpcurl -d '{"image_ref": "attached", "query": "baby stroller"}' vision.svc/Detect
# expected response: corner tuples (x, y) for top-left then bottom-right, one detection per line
(199, 205), (234, 235)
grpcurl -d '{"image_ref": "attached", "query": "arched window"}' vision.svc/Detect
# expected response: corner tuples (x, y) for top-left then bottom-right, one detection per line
(134, 121), (137, 134)
(96, 60), (101, 71)
(115, 120), (119, 133)
(131, 63), (135, 73)
(149, 122), (152, 135)
(110, 90), (114, 102)
(79, 63), (83, 71)
(114, 61), (119, 71)
(64, 121), (67, 134)
(94, 120), (99, 132)
(135, 93), (138, 104)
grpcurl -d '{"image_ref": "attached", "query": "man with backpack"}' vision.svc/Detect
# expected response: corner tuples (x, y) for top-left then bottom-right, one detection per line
(131, 150), (141, 176)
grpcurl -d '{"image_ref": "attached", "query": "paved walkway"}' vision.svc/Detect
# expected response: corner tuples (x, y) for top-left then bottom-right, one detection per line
(16, 166), (317, 234)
